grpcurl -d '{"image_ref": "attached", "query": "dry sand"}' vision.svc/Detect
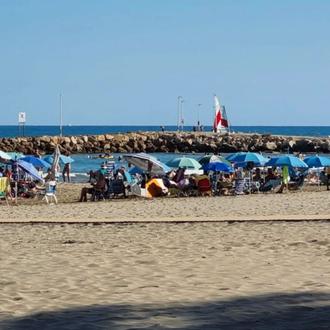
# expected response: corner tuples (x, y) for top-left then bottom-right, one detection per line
(0, 222), (330, 329)
(0, 183), (329, 222)
(0, 185), (330, 329)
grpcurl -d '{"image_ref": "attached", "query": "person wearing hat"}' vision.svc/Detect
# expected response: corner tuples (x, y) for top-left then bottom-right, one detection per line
(100, 163), (107, 176)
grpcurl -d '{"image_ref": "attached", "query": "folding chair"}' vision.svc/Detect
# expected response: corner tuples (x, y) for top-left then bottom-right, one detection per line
(43, 181), (58, 204)
(0, 177), (10, 205)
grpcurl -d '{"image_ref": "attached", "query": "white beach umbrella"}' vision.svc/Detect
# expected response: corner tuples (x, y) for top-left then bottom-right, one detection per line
(0, 150), (11, 161)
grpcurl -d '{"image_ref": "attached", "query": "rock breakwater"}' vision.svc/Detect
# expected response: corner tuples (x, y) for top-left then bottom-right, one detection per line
(0, 132), (329, 155)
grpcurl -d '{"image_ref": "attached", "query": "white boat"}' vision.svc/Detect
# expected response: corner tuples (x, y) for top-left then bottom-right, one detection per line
(213, 95), (230, 134)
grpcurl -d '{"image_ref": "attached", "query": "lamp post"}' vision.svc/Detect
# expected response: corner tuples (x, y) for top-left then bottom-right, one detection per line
(177, 96), (181, 130)
(180, 97), (184, 131)
(197, 103), (202, 130)
(60, 93), (63, 137)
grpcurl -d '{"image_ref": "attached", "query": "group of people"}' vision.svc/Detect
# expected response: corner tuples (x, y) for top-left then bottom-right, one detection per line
(77, 160), (314, 203)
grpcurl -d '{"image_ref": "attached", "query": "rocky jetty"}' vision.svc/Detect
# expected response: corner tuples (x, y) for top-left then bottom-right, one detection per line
(0, 132), (329, 155)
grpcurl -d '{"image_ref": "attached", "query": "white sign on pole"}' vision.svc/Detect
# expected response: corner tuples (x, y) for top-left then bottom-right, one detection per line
(18, 112), (26, 124)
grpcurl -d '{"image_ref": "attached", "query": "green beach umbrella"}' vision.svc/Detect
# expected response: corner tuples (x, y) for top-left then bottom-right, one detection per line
(166, 157), (202, 170)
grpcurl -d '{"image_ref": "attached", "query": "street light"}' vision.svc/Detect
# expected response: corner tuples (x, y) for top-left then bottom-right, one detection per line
(177, 96), (185, 131)
(177, 96), (182, 130)
(197, 103), (202, 129)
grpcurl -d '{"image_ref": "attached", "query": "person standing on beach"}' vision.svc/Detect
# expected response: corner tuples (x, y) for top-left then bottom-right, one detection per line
(326, 166), (330, 191)
(62, 162), (71, 183)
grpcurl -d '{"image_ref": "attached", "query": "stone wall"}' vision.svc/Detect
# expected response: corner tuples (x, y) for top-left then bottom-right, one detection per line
(0, 132), (329, 155)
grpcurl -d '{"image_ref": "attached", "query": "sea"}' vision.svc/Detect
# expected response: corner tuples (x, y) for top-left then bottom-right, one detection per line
(1, 125), (329, 182)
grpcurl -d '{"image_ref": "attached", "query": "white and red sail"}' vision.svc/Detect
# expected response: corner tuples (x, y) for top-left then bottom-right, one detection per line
(213, 95), (229, 133)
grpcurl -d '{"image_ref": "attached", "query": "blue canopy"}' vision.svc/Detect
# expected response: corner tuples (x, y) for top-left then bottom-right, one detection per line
(17, 159), (43, 181)
(203, 162), (233, 173)
(226, 152), (246, 161)
(21, 156), (51, 169)
(44, 154), (74, 165)
(304, 155), (330, 168)
(264, 156), (280, 167)
(265, 155), (308, 168)
(228, 152), (269, 166)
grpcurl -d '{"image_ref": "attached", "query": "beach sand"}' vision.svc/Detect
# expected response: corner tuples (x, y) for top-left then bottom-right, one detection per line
(0, 185), (330, 329)
(0, 222), (330, 329)
(0, 183), (329, 222)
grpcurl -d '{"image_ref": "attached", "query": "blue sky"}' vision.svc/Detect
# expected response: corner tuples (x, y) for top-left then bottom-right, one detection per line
(0, 0), (329, 126)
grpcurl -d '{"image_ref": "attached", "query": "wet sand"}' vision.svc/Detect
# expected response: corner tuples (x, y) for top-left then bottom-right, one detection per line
(0, 222), (330, 329)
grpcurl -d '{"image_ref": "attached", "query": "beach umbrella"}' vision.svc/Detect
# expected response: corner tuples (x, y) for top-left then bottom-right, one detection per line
(264, 156), (280, 167)
(60, 155), (74, 164)
(229, 152), (269, 166)
(21, 156), (51, 169)
(123, 153), (171, 175)
(226, 152), (246, 161)
(6, 152), (24, 160)
(203, 162), (234, 173)
(44, 154), (74, 165)
(166, 157), (202, 170)
(198, 154), (231, 166)
(265, 155), (308, 168)
(304, 155), (330, 168)
(0, 150), (11, 161)
(17, 159), (43, 181)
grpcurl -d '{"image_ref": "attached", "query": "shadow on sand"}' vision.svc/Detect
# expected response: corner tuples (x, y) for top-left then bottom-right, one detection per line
(0, 292), (329, 330)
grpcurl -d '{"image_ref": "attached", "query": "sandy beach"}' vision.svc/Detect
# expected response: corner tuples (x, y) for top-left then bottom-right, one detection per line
(0, 187), (330, 329)
(0, 183), (329, 222)
(0, 221), (330, 329)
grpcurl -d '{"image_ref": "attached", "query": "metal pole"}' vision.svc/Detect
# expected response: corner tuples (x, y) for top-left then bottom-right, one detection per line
(60, 93), (63, 137)
(197, 103), (202, 129)
(180, 98), (184, 131)
(177, 96), (181, 130)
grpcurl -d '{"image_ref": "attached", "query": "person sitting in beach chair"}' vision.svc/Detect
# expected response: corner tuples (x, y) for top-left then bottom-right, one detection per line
(217, 173), (234, 195)
(259, 168), (281, 193)
(79, 169), (106, 202)
(107, 167), (127, 199)
(234, 168), (245, 195)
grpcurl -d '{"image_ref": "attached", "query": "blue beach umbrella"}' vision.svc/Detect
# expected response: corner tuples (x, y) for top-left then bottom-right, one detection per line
(264, 156), (280, 167)
(21, 156), (51, 169)
(226, 152), (245, 161)
(265, 155), (308, 168)
(229, 152), (269, 166)
(203, 162), (234, 173)
(304, 155), (330, 168)
(16, 160), (43, 181)
(44, 154), (74, 165)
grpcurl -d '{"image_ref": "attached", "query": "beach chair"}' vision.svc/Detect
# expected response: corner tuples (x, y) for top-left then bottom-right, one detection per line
(0, 177), (10, 205)
(43, 181), (57, 204)
(195, 175), (212, 196)
(107, 179), (126, 199)
(234, 179), (245, 195)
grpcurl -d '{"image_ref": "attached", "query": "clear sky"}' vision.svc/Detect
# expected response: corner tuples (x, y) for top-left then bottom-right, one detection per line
(1, 0), (329, 126)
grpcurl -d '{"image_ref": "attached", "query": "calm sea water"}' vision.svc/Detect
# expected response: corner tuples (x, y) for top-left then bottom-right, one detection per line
(1, 125), (330, 138)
